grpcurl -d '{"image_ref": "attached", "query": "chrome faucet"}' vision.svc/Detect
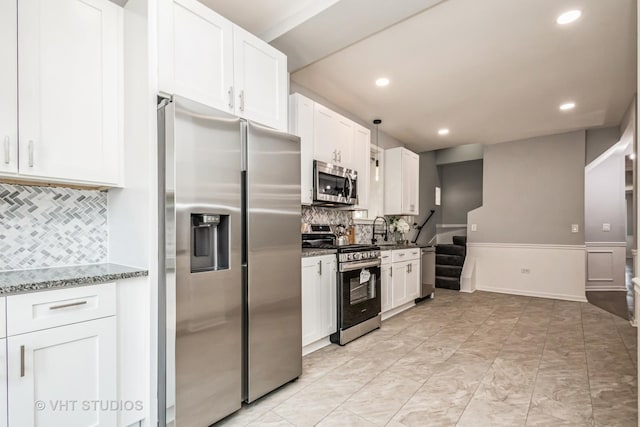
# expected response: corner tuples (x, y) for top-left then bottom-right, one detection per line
(372, 216), (388, 244)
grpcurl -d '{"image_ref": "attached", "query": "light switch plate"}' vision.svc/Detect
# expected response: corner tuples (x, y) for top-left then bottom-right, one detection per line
(471, 224), (477, 232)
(571, 224), (579, 233)
(602, 223), (611, 232)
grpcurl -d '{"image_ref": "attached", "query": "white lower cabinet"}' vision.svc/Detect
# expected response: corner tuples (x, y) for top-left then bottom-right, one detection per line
(8, 317), (116, 427)
(301, 255), (337, 348)
(381, 249), (421, 317)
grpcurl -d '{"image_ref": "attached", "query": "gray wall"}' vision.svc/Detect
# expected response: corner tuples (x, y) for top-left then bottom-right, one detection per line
(435, 144), (484, 165)
(290, 81), (405, 149)
(584, 150), (626, 242)
(468, 130), (586, 245)
(413, 151), (441, 245)
(439, 160), (483, 224)
(585, 127), (621, 165)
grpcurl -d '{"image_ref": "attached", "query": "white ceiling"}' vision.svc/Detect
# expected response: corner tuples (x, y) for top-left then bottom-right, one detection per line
(195, 0), (636, 153)
(196, 0), (339, 41)
(290, 0), (637, 152)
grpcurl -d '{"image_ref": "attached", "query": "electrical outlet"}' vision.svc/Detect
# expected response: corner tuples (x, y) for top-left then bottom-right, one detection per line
(471, 224), (477, 232)
(571, 224), (579, 233)
(521, 268), (530, 274)
(602, 223), (611, 232)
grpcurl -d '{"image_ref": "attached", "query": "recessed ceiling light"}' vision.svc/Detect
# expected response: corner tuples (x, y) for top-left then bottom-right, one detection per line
(438, 128), (450, 136)
(559, 102), (576, 111)
(556, 10), (582, 25)
(375, 78), (390, 87)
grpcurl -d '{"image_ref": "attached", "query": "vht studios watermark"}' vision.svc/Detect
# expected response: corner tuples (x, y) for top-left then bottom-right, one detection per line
(35, 400), (143, 412)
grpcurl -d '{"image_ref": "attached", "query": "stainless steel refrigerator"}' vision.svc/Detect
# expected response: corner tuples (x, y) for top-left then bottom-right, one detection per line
(157, 96), (302, 426)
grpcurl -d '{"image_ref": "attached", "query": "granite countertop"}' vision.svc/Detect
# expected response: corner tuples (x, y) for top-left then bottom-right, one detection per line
(378, 243), (423, 251)
(302, 248), (338, 258)
(0, 263), (149, 296)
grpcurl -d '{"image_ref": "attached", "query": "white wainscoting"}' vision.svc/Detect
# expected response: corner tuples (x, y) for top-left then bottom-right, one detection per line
(462, 243), (587, 302)
(585, 242), (627, 291)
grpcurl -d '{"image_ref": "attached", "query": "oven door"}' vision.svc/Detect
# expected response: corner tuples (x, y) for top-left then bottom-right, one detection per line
(314, 160), (357, 205)
(339, 260), (381, 329)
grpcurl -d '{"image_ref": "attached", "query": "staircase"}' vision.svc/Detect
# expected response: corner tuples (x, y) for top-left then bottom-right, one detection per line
(435, 235), (467, 290)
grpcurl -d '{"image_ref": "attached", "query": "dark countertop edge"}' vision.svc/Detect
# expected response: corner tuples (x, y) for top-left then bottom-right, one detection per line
(0, 268), (149, 296)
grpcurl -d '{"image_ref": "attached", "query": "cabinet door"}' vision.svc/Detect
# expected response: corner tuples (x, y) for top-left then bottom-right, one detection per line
(0, 339), (6, 427)
(406, 261), (420, 301)
(8, 317), (116, 427)
(18, 0), (122, 185)
(233, 26), (287, 131)
(290, 94), (315, 204)
(353, 125), (370, 209)
(334, 114), (354, 168)
(381, 264), (393, 313)
(391, 261), (408, 307)
(402, 150), (419, 215)
(159, 0), (234, 113)
(301, 258), (321, 347)
(320, 257), (337, 337)
(313, 103), (338, 164)
(0, 0), (17, 176)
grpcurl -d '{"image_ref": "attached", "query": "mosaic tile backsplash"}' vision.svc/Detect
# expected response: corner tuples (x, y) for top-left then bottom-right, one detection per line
(301, 206), (353, 227)
(0, 184), (108, 271)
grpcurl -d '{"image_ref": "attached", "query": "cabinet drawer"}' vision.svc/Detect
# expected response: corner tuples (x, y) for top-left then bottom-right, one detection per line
(392, 249), (420, 262)
(380, 251), (392, 265)
(7, 283), (116, 336)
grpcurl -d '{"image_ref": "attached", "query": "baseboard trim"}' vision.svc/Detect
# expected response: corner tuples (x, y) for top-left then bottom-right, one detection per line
(586, 286), (628, 292)
(302, 337), (331, 356)
(477, 285), (588, 303)
(467, 243), (585, 251)
(459, 288), (475, 294)
(381, 301), (415, 321)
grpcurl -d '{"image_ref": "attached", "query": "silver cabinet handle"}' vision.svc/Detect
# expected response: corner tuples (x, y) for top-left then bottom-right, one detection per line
(228, 86), (234, 110)
(407, 264), (410, 273)
(28, 140), (34, 167)
(49, 300), (87, 310)
(398, 253), (405, 257)
(3, 136), (9, 164)
(318, 260), (322, 276)
(20, 345), (25, 377)
(239, 90), (245, 112)
(390, 266), (392, 277)
(338, 151), (342, 162)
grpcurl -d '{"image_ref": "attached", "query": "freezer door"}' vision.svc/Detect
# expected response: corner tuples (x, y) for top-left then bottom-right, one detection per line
(245, 121), (302, 402)
(165, 96), (243, 426)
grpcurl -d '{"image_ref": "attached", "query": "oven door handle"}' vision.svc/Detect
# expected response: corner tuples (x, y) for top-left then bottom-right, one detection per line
(340, 259), (381, 272)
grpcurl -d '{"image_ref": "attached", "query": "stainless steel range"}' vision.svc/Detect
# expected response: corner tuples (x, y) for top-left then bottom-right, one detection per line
(302, 226), (382, 345)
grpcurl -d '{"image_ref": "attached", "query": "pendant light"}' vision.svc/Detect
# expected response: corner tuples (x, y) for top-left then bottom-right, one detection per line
(373, 119), (381, 181)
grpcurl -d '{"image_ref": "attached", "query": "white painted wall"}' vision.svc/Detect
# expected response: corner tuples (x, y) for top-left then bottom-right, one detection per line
(464, 243), (587, 302)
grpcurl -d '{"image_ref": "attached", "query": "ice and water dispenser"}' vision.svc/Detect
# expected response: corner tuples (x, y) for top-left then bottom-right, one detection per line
(190, 213), (229, 273)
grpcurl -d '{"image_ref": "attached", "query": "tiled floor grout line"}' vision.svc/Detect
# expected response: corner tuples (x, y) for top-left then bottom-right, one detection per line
(379, 303), (495, 426)
(454, 298), (534, 426)
(523, 300), (555, 426)
(580, 302), (598, 425)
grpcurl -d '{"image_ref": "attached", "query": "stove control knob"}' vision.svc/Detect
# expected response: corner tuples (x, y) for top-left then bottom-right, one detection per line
(354, 253), (362, 260)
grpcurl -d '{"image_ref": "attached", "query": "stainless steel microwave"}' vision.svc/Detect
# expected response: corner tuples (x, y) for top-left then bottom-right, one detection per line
(313, 160), (358, 205)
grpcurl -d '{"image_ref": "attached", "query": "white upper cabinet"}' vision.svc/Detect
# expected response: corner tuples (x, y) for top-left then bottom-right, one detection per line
(159, 0), (234, 113)
(0, 0), (17, 176)
(312, 103), (339, 165)
(17, 0), (123, 185)
(353, 124), (371, 210)
(290, 93), (371, 206)
(384, 147), (420, 215)
(159, 0), (288, 130)
(233, 26), (288, 131)
(289, 93), (314, 204)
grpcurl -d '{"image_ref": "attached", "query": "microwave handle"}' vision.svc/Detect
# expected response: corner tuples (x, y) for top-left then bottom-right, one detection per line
(346, 174), (353, 200)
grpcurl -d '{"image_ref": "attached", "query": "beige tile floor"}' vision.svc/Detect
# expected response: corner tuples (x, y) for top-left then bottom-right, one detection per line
(218, 290), (638, 426)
